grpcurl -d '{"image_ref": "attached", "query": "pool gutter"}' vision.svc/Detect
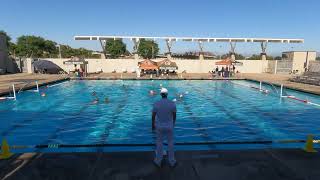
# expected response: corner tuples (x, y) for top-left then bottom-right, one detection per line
(70, 77), (245, 81)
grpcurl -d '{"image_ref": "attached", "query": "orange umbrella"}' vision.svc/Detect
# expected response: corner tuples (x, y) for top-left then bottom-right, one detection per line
(138, 59), (159, 70)
(215, 58), (233, 65)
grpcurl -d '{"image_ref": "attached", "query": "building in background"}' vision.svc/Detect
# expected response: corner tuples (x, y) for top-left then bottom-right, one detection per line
(0, 34), (9, 74)
(282, 51), (316, 73)
(0, 34), (20, 74)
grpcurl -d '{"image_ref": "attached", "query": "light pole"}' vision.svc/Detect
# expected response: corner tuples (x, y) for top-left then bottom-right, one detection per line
(152, 45), (154, 59)
(56, 44), (62, 58)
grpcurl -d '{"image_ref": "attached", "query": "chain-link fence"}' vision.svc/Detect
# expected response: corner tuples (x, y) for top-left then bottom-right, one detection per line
(276, 60), (293, 74)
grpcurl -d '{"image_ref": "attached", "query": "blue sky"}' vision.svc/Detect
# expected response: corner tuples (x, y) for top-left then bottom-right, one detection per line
(1, 0), (319, 56)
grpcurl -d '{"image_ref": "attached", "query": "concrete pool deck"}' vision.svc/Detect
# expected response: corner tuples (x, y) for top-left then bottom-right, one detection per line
(0, 73), (69, 96)
(242, 73), (320, 95)
(0, 149), (319, 180)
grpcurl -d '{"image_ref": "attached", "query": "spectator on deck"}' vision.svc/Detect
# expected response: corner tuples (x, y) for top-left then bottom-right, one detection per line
(221, 67), (225, 77)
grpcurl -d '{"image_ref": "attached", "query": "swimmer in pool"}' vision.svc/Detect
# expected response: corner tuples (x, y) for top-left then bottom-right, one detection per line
(41, 92), (46, 97)
(104, 97), (109, 104)
(176, 93), (184, 99)
(91, 98), (99, 105)
(149, 90), (157, 96)
(92, 91), (97, 96)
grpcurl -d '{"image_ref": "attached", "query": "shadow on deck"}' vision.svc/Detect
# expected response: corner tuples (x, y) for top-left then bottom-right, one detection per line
(0, 149), (319, 180)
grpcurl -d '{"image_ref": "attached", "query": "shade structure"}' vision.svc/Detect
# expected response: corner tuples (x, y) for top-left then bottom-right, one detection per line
(33, 60), (64, 74)
(138, 59), (158, 70)
(215, 58), (243, 66)
(63, 57), (88, 65)
(215, 58), (233, 66)
(157, 59), (178, 71)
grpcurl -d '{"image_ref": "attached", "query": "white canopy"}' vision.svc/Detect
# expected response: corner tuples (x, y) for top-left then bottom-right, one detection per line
(74, 35), (304, 43)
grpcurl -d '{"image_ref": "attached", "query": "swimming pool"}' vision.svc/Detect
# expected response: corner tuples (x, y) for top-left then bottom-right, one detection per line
(1, 80), (319, 152)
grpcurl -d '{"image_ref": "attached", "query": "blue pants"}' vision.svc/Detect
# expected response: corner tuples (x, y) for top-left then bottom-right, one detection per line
(154, 127), (176, 166)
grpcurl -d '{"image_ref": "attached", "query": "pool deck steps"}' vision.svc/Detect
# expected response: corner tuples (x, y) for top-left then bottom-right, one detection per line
(0, 149), (319, 180)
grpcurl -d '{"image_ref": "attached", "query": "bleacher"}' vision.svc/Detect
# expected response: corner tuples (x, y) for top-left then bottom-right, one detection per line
(290, 72), (320, 86)
(290, 61), (320, 86)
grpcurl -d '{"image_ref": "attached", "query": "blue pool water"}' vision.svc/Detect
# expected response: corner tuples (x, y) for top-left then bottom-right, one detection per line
(0, 80), (319, 152)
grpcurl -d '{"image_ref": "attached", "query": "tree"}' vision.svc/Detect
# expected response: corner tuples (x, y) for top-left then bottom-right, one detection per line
(246, 54), (273, 60)
(0, 30), (11, 48)
(0, 30), (18, 56)
(247, 54), (260, 60)
(43, 40), (58, 57)
(274, 56), (282, 60)
(59, 45), (98, 58)
(235, 53), (245, 60)
(60, 45), (74, 58)
(15, 35), (58, 58)
(137, 39), (159, 59)
(1, 32), (99, 58)
(220, 53), (245, 60)
(8, 42), (17, 56)
(316, 57), (320, 60)
(266, 55), (274, 60)
(105, 39), (126, 58)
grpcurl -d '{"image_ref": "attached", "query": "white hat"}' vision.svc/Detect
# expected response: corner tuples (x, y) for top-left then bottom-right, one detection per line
(160, 88), (168, 94)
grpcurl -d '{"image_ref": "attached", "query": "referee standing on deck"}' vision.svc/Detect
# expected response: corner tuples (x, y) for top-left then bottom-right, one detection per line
(152, 88), (177, 167)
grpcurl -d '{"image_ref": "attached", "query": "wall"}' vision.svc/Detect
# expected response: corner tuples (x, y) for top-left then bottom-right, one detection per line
(266, 61), (276, 74)
(234, 60), (269, 73)
(174, 60), (267, 73)
(45, 58), (271, 74)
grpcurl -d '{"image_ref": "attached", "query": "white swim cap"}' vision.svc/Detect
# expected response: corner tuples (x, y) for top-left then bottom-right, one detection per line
(173, 98), (177, 102)
(160, 88), (168, 94)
